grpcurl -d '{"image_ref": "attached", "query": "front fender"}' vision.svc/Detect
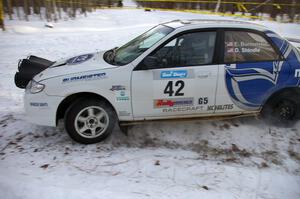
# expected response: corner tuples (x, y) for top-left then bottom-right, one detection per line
(41, 69), (133, 121)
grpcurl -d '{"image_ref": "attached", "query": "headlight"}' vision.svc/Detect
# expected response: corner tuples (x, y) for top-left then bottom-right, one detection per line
(29, 80), (45, 94)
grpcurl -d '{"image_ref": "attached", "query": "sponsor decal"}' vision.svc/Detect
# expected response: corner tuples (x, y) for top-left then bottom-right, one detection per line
(116, 90), (129, 101)
(207, 104), (234, 111)
(66, 53), (94, 65)
(295, 69), (300, 78)
(160, 70), (187, 79)
(154, 98), (193, 108)
(30, 102), (48, 107)
(119, 111), (131, 116)
(110, 85), (126, 91)
(162, 106), (204, 113)
(227, 48), (260, 53)
(225, 41), (267, 54)
(153, 69), (194, 80)
(62, 73), (106, 83)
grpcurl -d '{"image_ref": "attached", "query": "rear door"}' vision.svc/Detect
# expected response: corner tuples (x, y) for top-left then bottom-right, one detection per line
(215, 29), (287, 113)
(131, 30), (220, 119)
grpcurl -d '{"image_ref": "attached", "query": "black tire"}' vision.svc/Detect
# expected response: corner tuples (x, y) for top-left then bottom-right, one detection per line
(261, 95), (298, 126)
(64, 98), (116, 144)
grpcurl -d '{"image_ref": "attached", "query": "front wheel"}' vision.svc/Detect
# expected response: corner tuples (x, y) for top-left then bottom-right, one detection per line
(64, 99), (116, 144)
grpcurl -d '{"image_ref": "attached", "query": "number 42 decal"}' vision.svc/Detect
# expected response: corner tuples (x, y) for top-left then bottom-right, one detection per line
(164, 80), (185, 96)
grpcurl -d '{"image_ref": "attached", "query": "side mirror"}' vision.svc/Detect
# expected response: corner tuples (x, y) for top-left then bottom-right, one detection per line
(143, 56), (158, 70)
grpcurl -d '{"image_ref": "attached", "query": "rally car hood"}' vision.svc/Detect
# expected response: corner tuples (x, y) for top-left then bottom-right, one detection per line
(34, 51), (118, 81)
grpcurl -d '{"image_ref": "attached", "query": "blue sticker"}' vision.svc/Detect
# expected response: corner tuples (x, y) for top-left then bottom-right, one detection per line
(66, 53), (94, 65)
(160, 70), (187, 79)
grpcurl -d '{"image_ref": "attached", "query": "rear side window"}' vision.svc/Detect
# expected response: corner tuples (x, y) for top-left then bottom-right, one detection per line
(224, 31), (280, 63)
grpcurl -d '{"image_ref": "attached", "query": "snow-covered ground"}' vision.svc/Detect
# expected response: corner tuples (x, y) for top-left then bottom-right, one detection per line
(0, 8), (300, 199)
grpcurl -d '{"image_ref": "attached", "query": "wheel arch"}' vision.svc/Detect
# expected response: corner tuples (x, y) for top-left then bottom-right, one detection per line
(56, 92), (118, 125)
(263, 87), (300, 108)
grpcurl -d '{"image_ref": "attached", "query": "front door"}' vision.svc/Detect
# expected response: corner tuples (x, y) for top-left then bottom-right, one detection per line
(131, 30), (219, 119)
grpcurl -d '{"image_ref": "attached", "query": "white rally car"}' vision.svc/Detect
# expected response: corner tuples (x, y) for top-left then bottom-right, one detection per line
(15, 20), (300, 144)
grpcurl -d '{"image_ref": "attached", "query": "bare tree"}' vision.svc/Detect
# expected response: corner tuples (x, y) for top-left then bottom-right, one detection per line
(57, 0), (62, 19)
(33, 0), (40, 15)
(45, 0), (52, 21)
(291, 0), (296, 22)
(81, 0), (87, 17)
(6, 0), (12, 19)
(0, 0), (4, 30)
(24, 0), (29, 21)
(69, 0), (75, 18)
(52, 0), (58, 22)
(15, 0), (20, 19)
(72, 0), (76, 18)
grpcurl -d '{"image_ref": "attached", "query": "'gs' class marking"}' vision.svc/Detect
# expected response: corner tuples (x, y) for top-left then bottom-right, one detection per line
(198, 97), (208, 105)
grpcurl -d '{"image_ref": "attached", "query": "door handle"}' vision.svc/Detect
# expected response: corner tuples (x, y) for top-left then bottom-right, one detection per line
(197, 72), (211, 78)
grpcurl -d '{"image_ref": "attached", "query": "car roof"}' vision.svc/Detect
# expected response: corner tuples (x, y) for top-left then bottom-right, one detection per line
(163, 19), (268, 32)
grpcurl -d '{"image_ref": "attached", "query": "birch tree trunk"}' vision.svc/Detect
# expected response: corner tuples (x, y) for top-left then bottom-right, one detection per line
(215, 0), (221, 13)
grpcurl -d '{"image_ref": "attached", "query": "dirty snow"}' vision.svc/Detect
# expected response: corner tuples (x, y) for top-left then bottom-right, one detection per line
(0, 8), (300, 199)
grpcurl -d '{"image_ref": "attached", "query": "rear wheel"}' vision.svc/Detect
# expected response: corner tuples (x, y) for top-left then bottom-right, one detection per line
(275, 100), (296, 121)
(262, 96), (298, 126)
(64, 99), (116, 144)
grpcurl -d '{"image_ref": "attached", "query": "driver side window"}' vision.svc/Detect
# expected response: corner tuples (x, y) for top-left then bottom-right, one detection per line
(143, 31), (217, 69)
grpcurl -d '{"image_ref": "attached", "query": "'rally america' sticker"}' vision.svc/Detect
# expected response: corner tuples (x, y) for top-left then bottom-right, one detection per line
(154, 98), (193, 108)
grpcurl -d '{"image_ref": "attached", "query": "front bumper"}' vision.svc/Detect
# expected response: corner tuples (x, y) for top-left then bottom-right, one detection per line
(24, 90), (64, 127)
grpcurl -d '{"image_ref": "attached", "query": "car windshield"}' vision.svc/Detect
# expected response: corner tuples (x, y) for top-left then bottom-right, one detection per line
(104, 25), (174, 66)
